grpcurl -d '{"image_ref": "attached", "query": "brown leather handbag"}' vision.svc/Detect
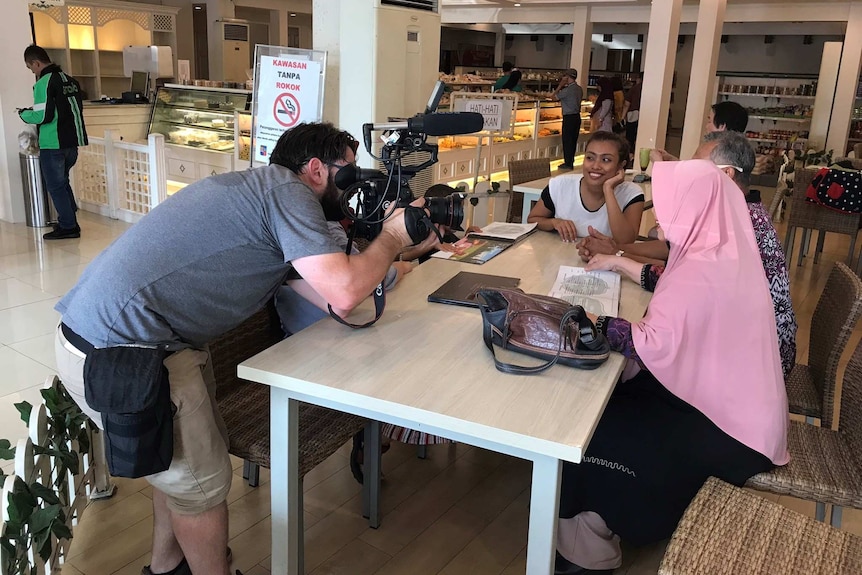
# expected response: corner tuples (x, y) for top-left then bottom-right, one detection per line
(477, 289), (610, 375)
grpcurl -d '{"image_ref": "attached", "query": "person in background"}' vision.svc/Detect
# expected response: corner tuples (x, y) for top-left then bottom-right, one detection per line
(578, 130), (797, 377)
(494, 61), (523, 93)
(555, 159), (788, 574)
(554, 69), (584, 171)
(19, 44), (88, 240)
(651, 100), (749, 162)
(611, 76), (626, 132)
(527, 131), (643, 244)
(53, 122), (438, 575)
(621, 79), (642, 161)
(590, 77), (615, 133)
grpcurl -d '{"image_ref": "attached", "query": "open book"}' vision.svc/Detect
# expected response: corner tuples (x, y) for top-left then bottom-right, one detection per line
(467, 222), (537, 242)
(430, 222), (537, 265)
(547, 266), (621, 317)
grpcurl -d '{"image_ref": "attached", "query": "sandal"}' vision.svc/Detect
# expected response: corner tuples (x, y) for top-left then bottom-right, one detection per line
(141, 547), (233, 575)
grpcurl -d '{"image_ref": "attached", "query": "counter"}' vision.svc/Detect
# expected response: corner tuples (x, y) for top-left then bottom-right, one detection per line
(83, 102), (152, 142)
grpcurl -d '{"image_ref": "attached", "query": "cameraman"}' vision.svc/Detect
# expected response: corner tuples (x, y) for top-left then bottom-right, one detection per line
(53, 122), (438, 575)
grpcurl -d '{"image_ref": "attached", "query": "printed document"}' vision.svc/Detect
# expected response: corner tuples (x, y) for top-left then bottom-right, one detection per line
(548, 266), (620, 316)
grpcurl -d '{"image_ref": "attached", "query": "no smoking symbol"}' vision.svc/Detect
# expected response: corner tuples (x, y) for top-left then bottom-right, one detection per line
(273, 92), (300, 128)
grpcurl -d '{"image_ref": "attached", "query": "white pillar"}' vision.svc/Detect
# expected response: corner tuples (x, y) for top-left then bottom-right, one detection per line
(270, 9), (288, 47)
(0, 3), (42, 223)
(569, 6), (592, 89)
(825, 1), (862, 156)
(636, 0), (683, 155)
(311, 0), (342, 125)
(810, 42), (842, 151)
(495, 30), (505, 67)
(680, 0), (726, 159)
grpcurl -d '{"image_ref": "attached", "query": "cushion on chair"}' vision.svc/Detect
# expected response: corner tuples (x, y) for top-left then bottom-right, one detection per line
(784, 363), (823, 420)
(745, 420), (862, 508)
(659, 477), (862, 575)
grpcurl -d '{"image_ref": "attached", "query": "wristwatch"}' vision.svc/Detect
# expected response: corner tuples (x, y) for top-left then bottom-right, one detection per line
(615, 250), (625, 257)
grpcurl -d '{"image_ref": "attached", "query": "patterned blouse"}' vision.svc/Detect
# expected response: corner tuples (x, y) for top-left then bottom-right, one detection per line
(598, 191), (798, 377)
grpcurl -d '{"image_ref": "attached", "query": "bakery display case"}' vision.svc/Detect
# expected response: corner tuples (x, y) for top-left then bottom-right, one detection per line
(149, 85), (252, 153)
(149, 84), (252, 184)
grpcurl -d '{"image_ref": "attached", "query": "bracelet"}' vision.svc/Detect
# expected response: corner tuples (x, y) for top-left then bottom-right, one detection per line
(594, 315), (608, 335)
(640, 264), (650, 290)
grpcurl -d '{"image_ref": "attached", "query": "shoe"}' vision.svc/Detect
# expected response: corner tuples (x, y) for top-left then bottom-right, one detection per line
(141, 547), (232, 575)
(555, 551), (615, 574)
(557, 164), (574, 171)
(43, 225), (80, 240)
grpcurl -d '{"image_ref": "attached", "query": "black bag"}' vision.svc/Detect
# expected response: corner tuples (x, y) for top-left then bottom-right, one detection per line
(477, 288), (610, 375)
(84, 346), (174, 478)
(612, 120), (626, 134)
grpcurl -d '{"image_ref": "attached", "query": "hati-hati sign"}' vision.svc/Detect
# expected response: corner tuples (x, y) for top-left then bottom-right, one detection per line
(253, 53), (323, 164)
(29, 0), (64, 8)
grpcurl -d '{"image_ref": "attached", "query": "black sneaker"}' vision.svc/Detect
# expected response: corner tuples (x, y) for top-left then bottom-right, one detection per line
(558, 164), (574, 171)
(43, 225), (81, 240)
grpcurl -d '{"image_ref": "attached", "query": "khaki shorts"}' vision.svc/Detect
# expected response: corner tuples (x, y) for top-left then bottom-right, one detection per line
(55, 326), (233, 515)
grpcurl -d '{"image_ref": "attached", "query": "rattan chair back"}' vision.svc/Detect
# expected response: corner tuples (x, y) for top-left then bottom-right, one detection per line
(839, 328), (862, 463)
(659, 477), (862, 575)
(506, 158), (550, 222)
(809, 262), (862, 428)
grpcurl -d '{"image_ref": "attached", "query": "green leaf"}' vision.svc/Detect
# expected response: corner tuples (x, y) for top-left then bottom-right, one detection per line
(15, 401), (32, 425)
(29, 482), (60, 505)
(34, 528), (52, 561)
(7, 478), (37, 524)
(0, 445), (14, 460)
(51, 520), (73, 541)
(29, 505), (61, 535)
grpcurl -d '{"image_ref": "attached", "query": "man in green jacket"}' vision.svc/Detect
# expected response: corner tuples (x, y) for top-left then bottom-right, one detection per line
(19, 44), (88, 240)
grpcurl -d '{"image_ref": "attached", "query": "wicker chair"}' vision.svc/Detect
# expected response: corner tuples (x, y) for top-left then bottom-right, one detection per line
(210, 302), (380, 527)
(658, 477), (862, 575)
(785, 262), (862, 429)
(506, 158), (550, 223)
(782, 158), (862, 268)
(745, 319), (862, 528)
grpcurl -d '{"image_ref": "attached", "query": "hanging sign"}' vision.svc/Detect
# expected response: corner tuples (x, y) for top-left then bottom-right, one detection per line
(253, 53), (322, 164)
(29, 0), (64, 7)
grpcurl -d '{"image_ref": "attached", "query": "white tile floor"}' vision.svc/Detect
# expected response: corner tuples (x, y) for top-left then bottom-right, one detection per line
(0, 212), (131, 474)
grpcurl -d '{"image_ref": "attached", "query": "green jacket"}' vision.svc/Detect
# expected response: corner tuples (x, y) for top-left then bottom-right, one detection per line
(19, 64), (88, 150)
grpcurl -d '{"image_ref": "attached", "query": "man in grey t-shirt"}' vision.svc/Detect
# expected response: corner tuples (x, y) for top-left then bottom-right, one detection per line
(554, 68), (584, 171)
(54, 122), (437, 575)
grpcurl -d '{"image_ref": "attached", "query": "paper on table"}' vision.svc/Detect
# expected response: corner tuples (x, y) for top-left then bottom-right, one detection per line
(548, 266), (621, 317)
(468, 221), (537, 242)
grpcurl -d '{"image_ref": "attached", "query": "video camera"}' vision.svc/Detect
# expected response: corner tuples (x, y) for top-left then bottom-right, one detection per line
(333, 81), (484, 244)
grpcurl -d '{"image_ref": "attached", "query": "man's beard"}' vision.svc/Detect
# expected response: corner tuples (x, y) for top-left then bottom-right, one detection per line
(321, 172), (345, 221)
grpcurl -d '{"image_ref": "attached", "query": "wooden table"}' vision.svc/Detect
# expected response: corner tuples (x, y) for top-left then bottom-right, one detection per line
(238, 232), (652, 575)
(512, 171), (655, 238)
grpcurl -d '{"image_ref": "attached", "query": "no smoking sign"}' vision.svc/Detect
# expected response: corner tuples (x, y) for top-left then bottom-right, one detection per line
(273, 92), (301, 128)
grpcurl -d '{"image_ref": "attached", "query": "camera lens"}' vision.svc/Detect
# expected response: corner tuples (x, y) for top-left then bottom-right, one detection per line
(426, 193), (464, 231)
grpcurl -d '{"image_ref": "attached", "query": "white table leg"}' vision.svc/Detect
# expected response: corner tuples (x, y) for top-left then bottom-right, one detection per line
(526, 455), (562, 575)
(270, 387), (302, 575)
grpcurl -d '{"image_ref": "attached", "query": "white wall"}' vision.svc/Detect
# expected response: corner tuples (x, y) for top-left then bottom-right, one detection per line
(504, 34), (572, 69)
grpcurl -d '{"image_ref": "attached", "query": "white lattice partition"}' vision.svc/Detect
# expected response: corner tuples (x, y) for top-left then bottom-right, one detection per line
(0, 376), (113, 575)
(77, 130), (167, 223)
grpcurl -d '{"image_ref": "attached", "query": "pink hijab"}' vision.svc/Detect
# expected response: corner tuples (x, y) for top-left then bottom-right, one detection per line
(632, 160), (789, 465)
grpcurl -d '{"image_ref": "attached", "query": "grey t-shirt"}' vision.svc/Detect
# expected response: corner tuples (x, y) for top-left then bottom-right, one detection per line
(557, 82), (584, 116)
(57, 165), (341, 349)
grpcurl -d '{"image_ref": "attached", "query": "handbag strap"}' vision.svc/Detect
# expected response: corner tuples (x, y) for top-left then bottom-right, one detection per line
(481, 307), (589, 375)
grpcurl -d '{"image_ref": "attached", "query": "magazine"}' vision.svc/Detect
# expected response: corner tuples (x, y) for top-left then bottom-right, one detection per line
(466, 221), (537, 242)
(429, 237), (513, 265)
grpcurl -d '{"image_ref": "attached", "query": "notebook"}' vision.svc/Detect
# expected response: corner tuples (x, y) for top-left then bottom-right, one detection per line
(430, 222), (537, 265)
(427, 272), (521, 308)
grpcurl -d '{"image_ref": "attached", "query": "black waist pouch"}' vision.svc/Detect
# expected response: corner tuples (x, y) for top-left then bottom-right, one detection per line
(83, 346), (174, 478)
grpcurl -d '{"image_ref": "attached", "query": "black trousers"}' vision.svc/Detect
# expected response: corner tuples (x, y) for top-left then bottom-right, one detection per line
(559, 371), (773, 546)
(561, 113), (581, 167)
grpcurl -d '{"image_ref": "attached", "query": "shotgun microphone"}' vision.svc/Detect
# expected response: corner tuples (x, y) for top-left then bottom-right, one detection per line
(370, 112), (484, 136)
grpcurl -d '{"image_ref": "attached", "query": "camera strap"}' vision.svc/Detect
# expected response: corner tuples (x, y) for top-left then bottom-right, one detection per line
(327, 227), (387, 329)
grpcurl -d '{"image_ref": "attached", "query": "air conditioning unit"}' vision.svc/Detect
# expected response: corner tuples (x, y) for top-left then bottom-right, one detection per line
(217, 21), (249, 82)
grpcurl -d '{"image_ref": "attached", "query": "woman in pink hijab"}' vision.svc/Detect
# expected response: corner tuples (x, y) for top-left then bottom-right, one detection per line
(553, 160), (789, 575)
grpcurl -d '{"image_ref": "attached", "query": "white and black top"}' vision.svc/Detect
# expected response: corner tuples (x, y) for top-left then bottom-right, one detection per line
(540, 174), (644, 238)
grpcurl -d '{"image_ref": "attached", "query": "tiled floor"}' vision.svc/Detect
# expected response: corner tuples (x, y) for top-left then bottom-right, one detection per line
(1, 201), (861, 574)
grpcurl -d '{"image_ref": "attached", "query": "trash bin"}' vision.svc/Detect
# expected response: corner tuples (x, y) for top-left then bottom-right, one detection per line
(20, 151), (57, 228)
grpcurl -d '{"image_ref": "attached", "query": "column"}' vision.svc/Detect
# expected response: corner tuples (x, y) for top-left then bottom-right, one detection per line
(825, 1), (862, 155)
(311, 0), (342, 125)
(270, 9), (288, 47)
(494, 29), (505, 67)
(0, 2), (44, 223)
(636, 0), (683, 155)
(569, 6), (592, 89)
(679, 0), (727, 158)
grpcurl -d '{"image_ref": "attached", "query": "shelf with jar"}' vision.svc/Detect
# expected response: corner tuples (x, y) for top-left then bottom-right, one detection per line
(149, 84), (251, 184)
